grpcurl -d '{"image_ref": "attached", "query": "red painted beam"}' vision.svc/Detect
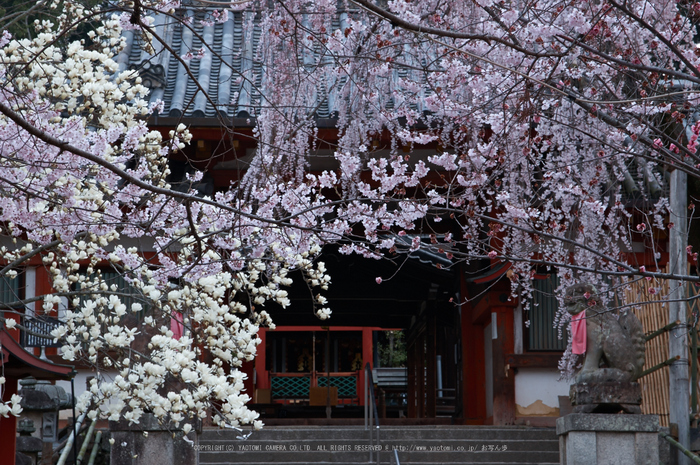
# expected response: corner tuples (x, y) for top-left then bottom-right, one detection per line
(0, 330), (74, 379)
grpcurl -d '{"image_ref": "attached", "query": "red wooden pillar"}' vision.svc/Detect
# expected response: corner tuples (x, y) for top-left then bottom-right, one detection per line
(426, 313), (437, 417)
(255, 328), (269, 390)
(491, 299), (516, 425)
(407, 330), (427, 418)
(362, 328), (373, 370)
(460, 276), (487, 424)
(358, 328), (373, 407)
(34, 267), (52, 315)
(0, 377), (18, 465)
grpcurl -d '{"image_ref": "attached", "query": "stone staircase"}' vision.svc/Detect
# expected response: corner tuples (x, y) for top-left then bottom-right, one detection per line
(197, 425), (560, 465)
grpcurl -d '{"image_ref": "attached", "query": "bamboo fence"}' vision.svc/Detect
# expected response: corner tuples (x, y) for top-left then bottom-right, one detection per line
(626, 272), (671, 427)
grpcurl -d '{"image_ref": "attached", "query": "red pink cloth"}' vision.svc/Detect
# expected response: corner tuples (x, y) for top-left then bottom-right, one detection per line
(571, 312), (586, 355)
(171, 311), (184, 340)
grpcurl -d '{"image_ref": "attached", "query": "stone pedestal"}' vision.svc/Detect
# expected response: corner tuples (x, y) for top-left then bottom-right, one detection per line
(570, 382), (642, 414)
(109, 414), (199, 465)
(556, 414), (659, 465)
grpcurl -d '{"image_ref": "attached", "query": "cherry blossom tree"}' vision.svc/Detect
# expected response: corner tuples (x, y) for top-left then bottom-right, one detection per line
(1, 0), (700, 445)
(0, 2), (333, 430)
(202, 0), (700, 384)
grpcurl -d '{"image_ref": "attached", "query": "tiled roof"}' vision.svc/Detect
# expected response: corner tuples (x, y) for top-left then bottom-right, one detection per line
(116, 9), (428, 125)
(115, 8), (669, 200)
(117, 10), (261, 120)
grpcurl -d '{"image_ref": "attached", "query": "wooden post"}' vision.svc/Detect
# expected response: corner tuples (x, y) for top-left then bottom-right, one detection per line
(669, 168), (690, 464)
(426, 312), (437, 418)
(418, 333), (426, 418)
(359, 328), (373, 407)
(407, 336), (417, 418)
(692, 325), (698, 419)
(492, 305), (516, 425)
(460, 277), (487, 424)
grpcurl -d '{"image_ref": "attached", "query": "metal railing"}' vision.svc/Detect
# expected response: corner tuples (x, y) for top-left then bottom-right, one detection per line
(390, 448), (401, 465)
(364, 362), (381, 464)
(20, 314), (62, 348)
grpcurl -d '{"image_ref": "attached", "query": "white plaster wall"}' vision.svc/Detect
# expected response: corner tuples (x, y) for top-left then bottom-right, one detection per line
(515, 367), (571, 411)
(24, 267), (36, 316)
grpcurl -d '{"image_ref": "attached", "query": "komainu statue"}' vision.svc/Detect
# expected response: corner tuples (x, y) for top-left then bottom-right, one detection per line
(565, 283), (646, 413)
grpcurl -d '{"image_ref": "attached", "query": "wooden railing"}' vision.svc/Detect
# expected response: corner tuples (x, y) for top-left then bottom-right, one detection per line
(269, 371), (359, 402)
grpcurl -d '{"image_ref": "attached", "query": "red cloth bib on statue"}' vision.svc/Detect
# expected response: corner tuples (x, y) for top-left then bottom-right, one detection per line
(571, 312), (586, 355)
(171, 311), (184, 340)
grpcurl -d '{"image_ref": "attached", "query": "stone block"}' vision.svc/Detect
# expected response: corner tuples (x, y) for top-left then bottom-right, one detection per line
(559, 395), (574, 416)
(557, 413), (658, 434)
(109, 430), (197, 465)
(109, 412), (201, 433)
(19, 390), (55, 411)
(109, 413), (199, 465)
(557, 414), (659, 465)
(15, 452), (32, 465)
(16, 435), (42, 453)
(569, 382), (642, 414)
(597, 432), (635, 465)
(658, 427), (673, 465)
(41, 412), (57, 442)
(562, 430), (596, 465)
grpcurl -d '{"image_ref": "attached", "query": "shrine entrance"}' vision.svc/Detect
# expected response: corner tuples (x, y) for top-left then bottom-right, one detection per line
(255, 327), (375, 410)
(267, 330), (364, 374)
(247, 248), (457, 421)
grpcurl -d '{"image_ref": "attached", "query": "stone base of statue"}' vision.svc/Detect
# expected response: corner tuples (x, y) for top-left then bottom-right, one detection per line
(557, 413), (659, 465)
(569, 381), (642, 414)
(109, 414), (199, 465)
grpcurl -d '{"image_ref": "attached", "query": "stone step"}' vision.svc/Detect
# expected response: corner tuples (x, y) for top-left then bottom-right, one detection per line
(200, 426), (558, 442)
(198, 426), (559, 465)
(197, 439), (559, 452)
(200, 457), (559, 465)
(199, 450), (560, 464)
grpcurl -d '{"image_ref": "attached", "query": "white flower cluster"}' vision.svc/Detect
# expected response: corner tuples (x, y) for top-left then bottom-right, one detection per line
(0, 2), (333, 430)
(2, 0), (694, 422)
(0, 390), (23, 418)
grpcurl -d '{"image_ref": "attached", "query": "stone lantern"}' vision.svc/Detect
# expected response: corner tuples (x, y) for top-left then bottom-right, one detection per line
(18, 378), (73, 465)
(16, 418), (41, 465)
